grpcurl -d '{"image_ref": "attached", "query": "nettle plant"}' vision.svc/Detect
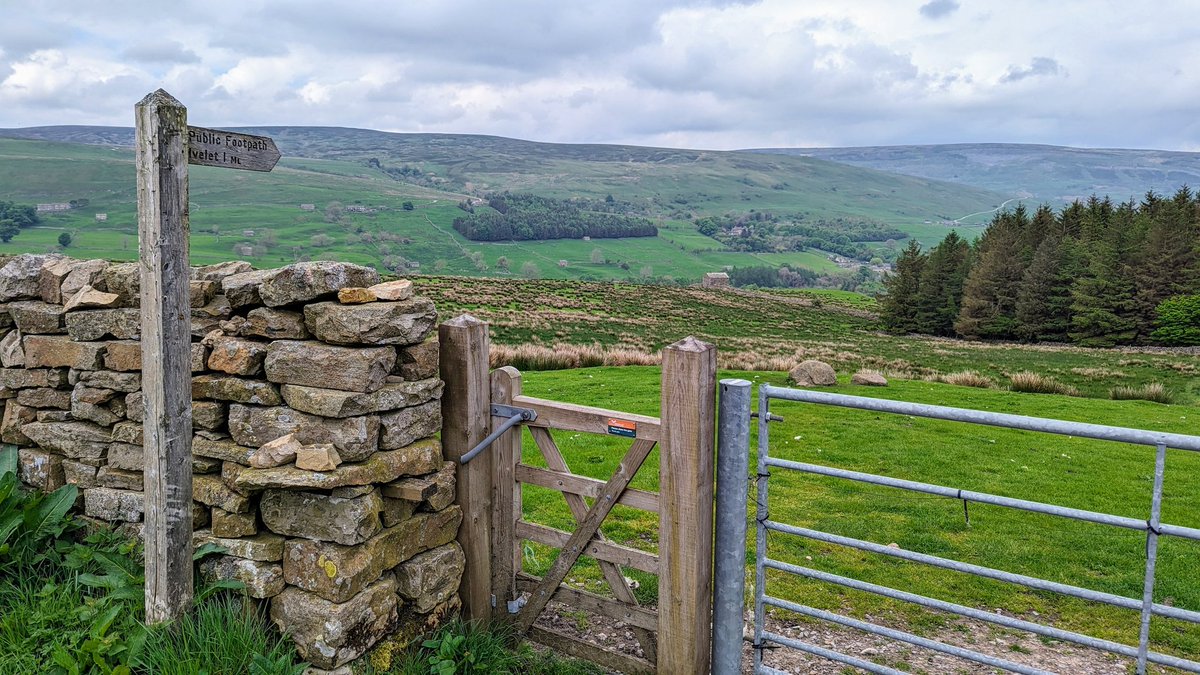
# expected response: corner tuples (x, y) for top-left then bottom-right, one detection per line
(0, 446), (78, 571)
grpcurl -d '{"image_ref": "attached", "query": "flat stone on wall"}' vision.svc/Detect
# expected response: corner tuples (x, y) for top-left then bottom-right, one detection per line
(263, 341), (395, 393)
(271, 576), (399, 669)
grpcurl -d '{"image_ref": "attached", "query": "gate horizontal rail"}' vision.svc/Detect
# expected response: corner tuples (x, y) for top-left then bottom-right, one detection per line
(752, 384), (1200, 675)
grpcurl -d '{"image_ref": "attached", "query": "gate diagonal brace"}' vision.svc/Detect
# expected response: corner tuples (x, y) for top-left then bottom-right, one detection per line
(459, 404), (538, 464)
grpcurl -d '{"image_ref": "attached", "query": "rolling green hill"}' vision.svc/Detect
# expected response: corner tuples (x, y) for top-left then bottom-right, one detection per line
(0, 126), (1008, 280)
(749, 143), (1200, 207)
(0, 137), (852, 281)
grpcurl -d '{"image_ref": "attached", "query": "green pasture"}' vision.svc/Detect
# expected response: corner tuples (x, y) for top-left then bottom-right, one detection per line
(0, 137), (857, 283)
(509, 366), (1200, 663)
(419, 276), (1200, 405)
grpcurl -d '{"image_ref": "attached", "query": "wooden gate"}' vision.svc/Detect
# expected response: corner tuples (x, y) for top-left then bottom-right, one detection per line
(440, 315), (717, 674)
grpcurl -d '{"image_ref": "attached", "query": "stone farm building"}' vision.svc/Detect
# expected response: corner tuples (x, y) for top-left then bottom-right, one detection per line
(702, 272), (730, 288)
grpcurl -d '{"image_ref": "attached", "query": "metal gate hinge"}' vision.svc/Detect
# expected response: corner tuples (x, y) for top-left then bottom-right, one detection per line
(507, 595), (528, 614)
(459, 405), (538, 464)
(492, 404), (537, 421)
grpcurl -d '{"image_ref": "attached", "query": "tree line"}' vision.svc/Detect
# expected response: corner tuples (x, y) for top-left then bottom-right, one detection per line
(0, 201), (40, 243)
(696, 211), (907, 262)
(453, 192), (657, 241)
(881, 188), (1200, 346)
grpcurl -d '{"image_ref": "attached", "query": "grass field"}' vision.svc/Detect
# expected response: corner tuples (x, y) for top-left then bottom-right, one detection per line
(416, 276), (1200, 405)
(0, 137), (854, 282)
(0, 131), (1007, 283)
(509, 366), (1200, 664)
(415, 274), (1200, 663)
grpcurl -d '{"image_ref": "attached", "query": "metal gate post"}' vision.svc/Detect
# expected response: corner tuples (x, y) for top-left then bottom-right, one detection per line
(753, 385), (771, 673)
(713, 379), (752, 674)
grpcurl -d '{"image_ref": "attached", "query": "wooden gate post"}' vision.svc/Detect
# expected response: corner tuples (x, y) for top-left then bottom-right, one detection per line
(136, 89), (194, 625)
(657, 336), (717, 672)
(490, 366), (523, 614)
(439, 314), (493, 621)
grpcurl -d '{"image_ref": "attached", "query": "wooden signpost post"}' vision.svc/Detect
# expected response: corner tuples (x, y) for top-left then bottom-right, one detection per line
(135, 89), (278, 624)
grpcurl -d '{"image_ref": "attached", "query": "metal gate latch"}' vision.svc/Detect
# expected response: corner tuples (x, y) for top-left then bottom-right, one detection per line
(458, 404), (538, 464)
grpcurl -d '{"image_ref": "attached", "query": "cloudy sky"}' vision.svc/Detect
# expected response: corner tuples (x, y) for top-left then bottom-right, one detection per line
(1, 1), (1197, 151)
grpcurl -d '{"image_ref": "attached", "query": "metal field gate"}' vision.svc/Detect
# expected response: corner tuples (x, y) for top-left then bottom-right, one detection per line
(711, 381), (1200, 675)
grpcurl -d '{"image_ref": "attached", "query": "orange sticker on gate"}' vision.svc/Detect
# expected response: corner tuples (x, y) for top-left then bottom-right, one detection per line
(607, 418), (637, 438)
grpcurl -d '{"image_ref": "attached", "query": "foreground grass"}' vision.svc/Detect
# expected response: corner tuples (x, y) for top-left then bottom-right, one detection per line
(512, 366), (1200, 660)
(360, 619), (602, 675)
(0, 477), (304, 675)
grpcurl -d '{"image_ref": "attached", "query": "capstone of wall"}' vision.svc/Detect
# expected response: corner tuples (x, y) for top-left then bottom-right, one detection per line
(0, 254), (459, 670)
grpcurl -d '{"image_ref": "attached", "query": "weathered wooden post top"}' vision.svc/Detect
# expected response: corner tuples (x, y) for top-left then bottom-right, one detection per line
(135, 88), (279, 624)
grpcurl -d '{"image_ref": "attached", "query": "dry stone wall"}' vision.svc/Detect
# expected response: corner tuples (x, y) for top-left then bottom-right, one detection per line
(0, 254), (461, 670)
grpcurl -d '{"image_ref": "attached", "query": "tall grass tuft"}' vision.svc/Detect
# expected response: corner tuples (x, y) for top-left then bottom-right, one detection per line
(491, 343), (659, 371)
(1008, 371), (1079, 396)
(136, 594), (305, 675)
(937, 370), (995, 389)
(1110, 382), (1174, 404)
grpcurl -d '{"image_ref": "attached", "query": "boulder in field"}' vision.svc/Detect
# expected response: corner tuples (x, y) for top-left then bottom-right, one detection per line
(788, 359), (837, 387)
(851, 371), (888, 387)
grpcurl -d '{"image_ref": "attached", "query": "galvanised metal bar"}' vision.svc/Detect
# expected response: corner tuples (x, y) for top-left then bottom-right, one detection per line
(760, 630), (908, 675)
(760, 385), (1200, 452)
(460, 413), (524, 464)
(712, 379), (752, 675)
(762, 594), (1053, 675)
(765, 558), (1200, 673)
(1136, 443), (1168, 674)
(764, 456), (1200, 541)
(763, 519), (1200, 624)
(752, 385), (770, 674)
(750, 385), (1200, 673)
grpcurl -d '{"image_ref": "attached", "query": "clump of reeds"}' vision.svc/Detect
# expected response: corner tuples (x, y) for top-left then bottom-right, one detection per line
(1008, 371), (1079, 396)
(490, 343), (659, 371)
(1110, 382), (1173, 404)
(936, 370), (995, 389)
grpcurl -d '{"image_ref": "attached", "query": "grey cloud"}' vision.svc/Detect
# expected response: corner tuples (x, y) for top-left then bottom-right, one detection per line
(207, 35), (290, 57)
(1001, 56), (1064, 83)
(0, 19), (70, 58)
(122, 40), (200, 64)
(919, 0), (960, 19)
(244, 0), (706, 77)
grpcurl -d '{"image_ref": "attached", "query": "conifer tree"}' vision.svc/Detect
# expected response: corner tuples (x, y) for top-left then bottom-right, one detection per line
(914, 231), (971, 336)
(880, 239), (926, 334)
(1069, 201), (1140, 346)
(955, 208), (1028, 339)
(1014, 206), (1080, 341)
(1131, 188), (1198, 340)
